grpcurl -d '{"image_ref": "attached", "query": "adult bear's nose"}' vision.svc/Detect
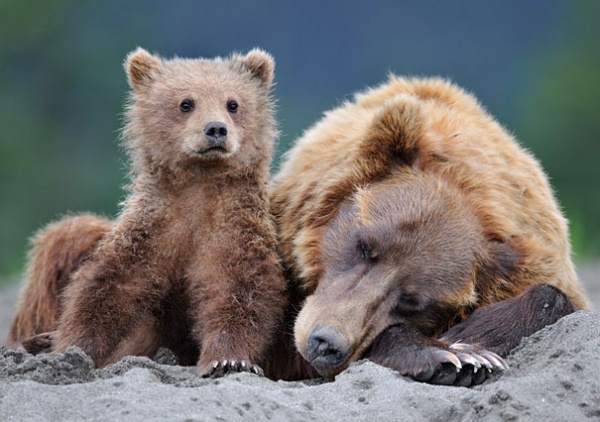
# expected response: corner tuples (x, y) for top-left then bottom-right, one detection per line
(204, 121), (228, 147)
(306, 324), (352, 374)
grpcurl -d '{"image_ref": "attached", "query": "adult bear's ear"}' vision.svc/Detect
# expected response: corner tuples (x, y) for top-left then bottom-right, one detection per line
(305, 96), (425, 231)
(124, 48), (162, 91)
(476, 238), (523, 300)
(235, 48), (275, 89)
(358, 94), (423, 168)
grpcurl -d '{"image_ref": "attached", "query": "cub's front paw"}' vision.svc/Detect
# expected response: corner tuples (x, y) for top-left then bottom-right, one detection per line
(21, 331), (57, 355)
(366, 324), (508, 386)
(199, 358), (264, 378)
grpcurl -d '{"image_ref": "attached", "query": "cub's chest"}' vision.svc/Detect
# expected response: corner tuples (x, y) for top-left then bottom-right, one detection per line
(162, 194), (235, 240)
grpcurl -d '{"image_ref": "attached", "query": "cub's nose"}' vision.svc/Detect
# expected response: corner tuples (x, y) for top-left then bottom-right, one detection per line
(204, 121), (228, 146)
(306, 324), (352, 373)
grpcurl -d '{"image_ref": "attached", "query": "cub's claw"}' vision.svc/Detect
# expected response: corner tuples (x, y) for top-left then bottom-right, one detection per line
(199, 358), (264, 378)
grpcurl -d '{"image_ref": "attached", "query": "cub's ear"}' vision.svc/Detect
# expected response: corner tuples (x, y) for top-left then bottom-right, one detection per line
(236, 48), (275, 89)
(124, 48), (162, 91)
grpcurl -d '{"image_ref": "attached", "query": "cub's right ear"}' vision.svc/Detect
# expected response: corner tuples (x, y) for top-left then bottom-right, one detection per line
(237, 48), (275, 89)
(124, 48), (162, 91)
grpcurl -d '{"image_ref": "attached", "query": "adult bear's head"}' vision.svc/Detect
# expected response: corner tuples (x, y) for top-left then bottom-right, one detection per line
(293, 170), (493, 378)
(290, 91), (522, 378)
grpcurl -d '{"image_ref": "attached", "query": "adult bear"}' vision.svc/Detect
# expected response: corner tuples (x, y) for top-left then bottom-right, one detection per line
(268, 76), (590, 386)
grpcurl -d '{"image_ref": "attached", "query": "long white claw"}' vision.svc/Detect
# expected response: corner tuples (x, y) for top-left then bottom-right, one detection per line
(482, 351), (509, 371)
(450, 342), (475, 351)
(434, 349), (462, 371)
(473, 354), (493, 371)
(456, 352), (481, 371)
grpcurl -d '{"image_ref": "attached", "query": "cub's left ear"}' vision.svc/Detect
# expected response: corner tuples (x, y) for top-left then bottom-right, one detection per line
(236, 48), (275, 89)
(124, 47), (162, 91)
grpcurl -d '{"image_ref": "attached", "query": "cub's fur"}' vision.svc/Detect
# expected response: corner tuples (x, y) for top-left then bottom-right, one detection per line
(8, 48), (285, 377)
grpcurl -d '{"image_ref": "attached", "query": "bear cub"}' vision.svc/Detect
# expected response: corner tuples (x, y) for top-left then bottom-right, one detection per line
(7, 48), (286, 377)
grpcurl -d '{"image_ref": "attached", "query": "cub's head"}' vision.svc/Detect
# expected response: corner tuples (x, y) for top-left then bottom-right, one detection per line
(122, 48), (276, 177)
(294, 173), (494, 378)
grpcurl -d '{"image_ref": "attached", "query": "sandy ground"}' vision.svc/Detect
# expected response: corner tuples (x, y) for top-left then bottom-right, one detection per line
(0, 265), (599, 422)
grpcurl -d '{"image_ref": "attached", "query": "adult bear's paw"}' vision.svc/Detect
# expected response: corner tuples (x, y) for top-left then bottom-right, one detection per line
(365, 324), (508, 387)
(412, 342), (507, 386)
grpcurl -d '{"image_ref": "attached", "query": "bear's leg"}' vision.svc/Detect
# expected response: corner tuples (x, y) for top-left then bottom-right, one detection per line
(190, 294), (269, 377)
(365, 321), (507, 387)
(6, 215), (110, 347)
(54, 262), (167, 367)
(97, 319), (163, 364)
(25, 321), (163, 363)
(186, 273), (285, 378)
(440, 284), (577, 357)
(23, 293), (194, 363)
(366, 284), (576, 386)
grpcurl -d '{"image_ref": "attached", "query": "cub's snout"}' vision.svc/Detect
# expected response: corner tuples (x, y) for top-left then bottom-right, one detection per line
(203, 121), (228, 150)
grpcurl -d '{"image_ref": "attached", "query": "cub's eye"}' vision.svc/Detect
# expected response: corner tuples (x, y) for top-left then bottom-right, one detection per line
(180, 99), (195, 113)
(227, 100), (239, 113)
(357, 239), (377, 262)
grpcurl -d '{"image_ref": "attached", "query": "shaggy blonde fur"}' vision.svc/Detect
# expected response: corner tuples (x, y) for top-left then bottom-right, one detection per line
(272, 76), (588, 308)
(269, 76), (590, 378)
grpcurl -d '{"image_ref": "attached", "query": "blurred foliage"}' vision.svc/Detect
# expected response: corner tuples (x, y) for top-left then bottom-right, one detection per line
(0, 0), (598, 279)
(517, 0), (600, 257)
(0, 0), (72, 52)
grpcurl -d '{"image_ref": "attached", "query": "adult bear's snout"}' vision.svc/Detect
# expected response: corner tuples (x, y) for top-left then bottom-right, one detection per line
(306, 324), (352, 375)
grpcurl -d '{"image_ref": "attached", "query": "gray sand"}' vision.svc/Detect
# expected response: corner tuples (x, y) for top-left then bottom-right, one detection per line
(0, 311), (598, 422)
(1, 266), (599, 422)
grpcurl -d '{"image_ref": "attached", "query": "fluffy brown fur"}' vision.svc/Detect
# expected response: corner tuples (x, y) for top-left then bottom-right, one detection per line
(7, 215), (111, 344)
(268, 76), (590, 384)
(7, 48), (286, 377)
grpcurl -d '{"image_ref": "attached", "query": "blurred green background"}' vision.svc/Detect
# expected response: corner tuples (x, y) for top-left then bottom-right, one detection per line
(1, 1), (599, 281)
